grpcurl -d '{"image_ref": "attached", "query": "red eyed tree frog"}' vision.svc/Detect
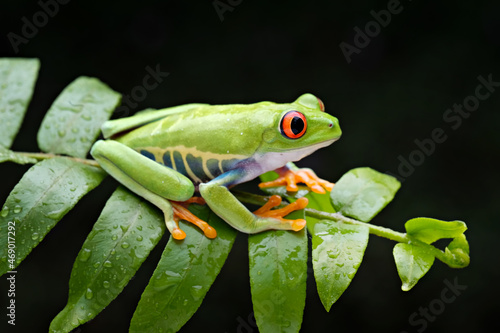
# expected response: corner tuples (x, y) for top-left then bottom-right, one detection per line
(90, 93), (341, 240)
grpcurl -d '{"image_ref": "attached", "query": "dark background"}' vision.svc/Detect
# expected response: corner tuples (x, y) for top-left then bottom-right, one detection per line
(1, 0), (499, 332)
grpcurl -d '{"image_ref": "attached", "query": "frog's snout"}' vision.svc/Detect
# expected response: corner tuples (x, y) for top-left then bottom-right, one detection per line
(328, 117), (342, 139)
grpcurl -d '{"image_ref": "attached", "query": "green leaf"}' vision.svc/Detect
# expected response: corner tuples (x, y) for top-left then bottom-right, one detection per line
(393, 243), (435, 291)
(129, 205), (237, 333)
(446, 234), (469, 255)
(330, 167), (400, 222)
(248, 210), (307, 333)
(405, 217), (467, 244)
(258, 184), (311, 200)
(312, 220), (368, 311)
(0, 58), (40, 148)
(49, 187), (165, 333)
(37, 76), (121, 158)
(259, 170), (279, 183)
(0, 146), (37, 164)
(444, 234), (470, 268)
(0, 157), (105, 276)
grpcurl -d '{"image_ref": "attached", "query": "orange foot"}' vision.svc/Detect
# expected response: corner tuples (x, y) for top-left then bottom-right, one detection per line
(170, 197), (217, 240)
(259, 168), (334, 194)
(253, 195), (308, 231)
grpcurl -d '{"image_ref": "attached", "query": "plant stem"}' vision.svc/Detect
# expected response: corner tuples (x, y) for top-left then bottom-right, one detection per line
(17, 151), (101, 167)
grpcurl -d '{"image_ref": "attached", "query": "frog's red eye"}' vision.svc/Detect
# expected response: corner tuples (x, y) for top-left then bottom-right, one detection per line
(280, 111), (307, 139)
(317, 98), (325, 112)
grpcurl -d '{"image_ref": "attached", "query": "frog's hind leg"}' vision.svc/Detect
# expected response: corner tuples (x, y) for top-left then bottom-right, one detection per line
(91, 140), (215, 240)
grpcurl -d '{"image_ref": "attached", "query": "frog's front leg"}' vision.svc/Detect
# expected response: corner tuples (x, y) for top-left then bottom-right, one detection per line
(259, 162), (334, 194)
(91, 140), (216, 240)
(199, 170), (307, 234)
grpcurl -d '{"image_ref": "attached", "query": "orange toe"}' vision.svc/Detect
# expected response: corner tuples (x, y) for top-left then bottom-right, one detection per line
(172, 227), (187, 240)
(170, 198), (217, 239)
(259, 168), (334, 194)
(253, 196), (308, 231)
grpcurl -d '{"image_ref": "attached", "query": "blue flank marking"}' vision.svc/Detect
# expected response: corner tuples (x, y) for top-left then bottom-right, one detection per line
(172, 151), (187, 176)
(221, 159), (239, 173)
(206, 158), (222, 178)
(186, 154), (209, 181)
(140, 149), (155, 161)
(163, 151), (172, 168)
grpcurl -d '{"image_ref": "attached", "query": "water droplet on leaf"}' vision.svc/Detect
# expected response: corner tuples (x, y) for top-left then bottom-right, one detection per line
(0, 206), (9, 217)
(79, 248), (92, 262)
(85, 288), (93, 299)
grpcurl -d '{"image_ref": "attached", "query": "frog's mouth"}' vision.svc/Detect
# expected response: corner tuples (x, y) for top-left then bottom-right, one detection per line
(253, 137), (340, 177)
(284, 137), (339, 160)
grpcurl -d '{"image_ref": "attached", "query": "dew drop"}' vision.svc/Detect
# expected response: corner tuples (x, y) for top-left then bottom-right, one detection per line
(136, 225), (143, 231)
(327, 249), (340, 259)
(58, 130), (66, 137)
(0, 206), (9, 217)
(190, 285), (204, 300)
(104, 260), (113, 268)
(13, 205), (22, 214)
(111, 235), (118, 241)
(136, 235), (143, 242)
(85, 288), (93, 299)
(31, 232), (39, 240)
(79, 248), (92, 262)
(121, 242), (130, 249)
(103, 280), (110, 288)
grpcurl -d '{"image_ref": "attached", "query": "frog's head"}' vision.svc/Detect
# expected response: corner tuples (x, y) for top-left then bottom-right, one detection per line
(259, 93), (341, 162)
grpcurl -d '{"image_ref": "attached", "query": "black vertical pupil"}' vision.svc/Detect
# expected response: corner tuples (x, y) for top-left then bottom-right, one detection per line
(291, 117), (304, 135)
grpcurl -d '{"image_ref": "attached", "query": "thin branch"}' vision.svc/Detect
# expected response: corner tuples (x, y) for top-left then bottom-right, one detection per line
(17, 151), (101, 167)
